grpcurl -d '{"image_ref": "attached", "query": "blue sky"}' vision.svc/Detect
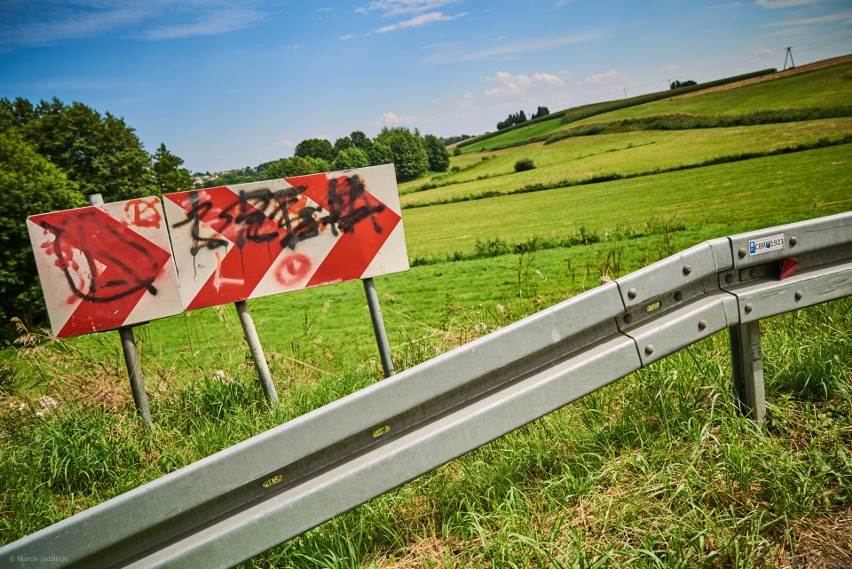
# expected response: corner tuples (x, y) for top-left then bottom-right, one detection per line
(1, 1), (850, 173)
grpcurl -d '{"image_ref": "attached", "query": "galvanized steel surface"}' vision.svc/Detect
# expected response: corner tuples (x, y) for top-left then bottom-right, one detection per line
(1, 212), (850, 569)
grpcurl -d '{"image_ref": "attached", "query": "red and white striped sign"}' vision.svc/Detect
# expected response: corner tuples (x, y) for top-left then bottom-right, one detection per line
(27, 198), (184, 338)
(163, 164), (408, 310)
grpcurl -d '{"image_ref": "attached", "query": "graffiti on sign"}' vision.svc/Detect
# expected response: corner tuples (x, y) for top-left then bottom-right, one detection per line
(164, 164), (408, 310)
(173, 174), (386, 257)
(27, 198), (184, 338)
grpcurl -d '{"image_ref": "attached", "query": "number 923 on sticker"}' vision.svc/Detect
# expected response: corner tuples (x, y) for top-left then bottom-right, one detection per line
(748, 233), (785, 255)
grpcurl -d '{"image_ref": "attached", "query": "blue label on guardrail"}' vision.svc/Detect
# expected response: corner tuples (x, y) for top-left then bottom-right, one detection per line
(748, 233), (785, 255)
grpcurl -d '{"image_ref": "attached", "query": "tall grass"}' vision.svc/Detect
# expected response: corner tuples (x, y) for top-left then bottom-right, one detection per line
(254, 300), (850, 567)
(2, 283), (849, 567)
(2, 56), (850, 568)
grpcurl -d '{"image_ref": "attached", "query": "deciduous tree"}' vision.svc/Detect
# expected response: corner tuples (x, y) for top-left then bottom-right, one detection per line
(368, 142), (393, 167)
(152, 143), (193, 195)
(294, 138), (334, 162)
(374, 127), (428, 182)
(0, 97), (156, 202)
(422, 134), (450, 173)
(332, 147), (370, 171)
(0, 132), (85, 337)
(266, 156), (332, 178)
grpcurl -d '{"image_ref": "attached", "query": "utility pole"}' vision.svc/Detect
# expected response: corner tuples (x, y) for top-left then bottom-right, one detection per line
(783, 47), (795, 71)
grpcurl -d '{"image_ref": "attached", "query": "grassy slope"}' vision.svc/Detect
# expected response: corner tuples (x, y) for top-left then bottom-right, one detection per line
(573, 60), (852, 124)
(403, 145), (852, 260)
(445, 60), (852, 158)
(400, 120), (852, 208)
(2, 59), (851, 567)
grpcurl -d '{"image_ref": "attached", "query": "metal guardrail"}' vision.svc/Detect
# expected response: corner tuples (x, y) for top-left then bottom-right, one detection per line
(2, 212), (850, 569)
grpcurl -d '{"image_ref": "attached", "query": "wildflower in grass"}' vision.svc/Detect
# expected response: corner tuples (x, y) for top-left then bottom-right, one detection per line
(211, 370), (233, 385)
(34, 395), (58, 418)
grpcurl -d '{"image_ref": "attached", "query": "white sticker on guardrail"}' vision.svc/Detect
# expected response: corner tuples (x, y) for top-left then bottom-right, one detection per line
(748, 234), (784, 256)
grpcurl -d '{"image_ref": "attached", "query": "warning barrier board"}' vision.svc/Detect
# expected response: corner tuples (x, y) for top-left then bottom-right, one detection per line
(164, 164), (408, 310)
(27, 197), (184, 338)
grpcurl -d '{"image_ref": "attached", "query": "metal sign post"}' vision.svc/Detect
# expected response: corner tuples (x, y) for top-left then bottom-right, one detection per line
(88, 193), (152, 428)
(162, 165), (408, 386)
(118, 326), (153, 427)
(363, 277), (395, 377)
(234, 300), (278, 404)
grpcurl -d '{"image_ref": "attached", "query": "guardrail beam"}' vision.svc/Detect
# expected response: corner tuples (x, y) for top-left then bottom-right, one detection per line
(2, 212), (850, 568)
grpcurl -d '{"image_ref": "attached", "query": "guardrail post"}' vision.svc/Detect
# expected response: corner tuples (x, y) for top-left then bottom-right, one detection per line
(729, 321), (766, 425)
(235, 300), (278, 405)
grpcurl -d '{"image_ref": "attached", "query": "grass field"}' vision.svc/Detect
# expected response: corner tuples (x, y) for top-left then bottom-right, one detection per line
(2, 58), (851, 567)
(401, 121), (852, 206)
(571, 60), (852, 125)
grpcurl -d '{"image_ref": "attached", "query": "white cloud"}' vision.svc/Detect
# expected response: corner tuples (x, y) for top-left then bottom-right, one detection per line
(550, 0), (575, 8)
(356, 0), (460, 17)
(424, 32), (602, 64)
(0, 1), (269, 48)
(141, 8), (266, 40)
(372, 11), (466, 33)
(582, 70), (623, 85)
(485, 71), (565, 97)
(379, 112), (417, 126)
(762, 9), (852, 26)
(755, 0), (825, 8)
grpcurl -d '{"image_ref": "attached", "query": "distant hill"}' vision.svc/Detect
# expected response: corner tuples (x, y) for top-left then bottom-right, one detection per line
(454, 55), (852, 154)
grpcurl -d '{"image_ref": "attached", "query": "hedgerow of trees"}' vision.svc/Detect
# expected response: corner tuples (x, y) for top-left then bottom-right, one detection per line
(204, 126), (450, 187)
(0, 97), (194, 338)
(0, 97), (451, 336)
(497, 106), (550, 130)
(669, 80), (697, 90)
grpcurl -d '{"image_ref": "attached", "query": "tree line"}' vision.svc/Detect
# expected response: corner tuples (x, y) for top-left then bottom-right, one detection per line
(200, 127), (450, 188)
(496, 106), (550, 130)
(0, 97), (451, 338)
(669, 80), (697, 90)
(0, 97), (196, 338)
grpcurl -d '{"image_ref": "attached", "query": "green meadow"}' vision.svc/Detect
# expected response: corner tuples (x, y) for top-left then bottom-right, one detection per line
(2, 60), (851, 567)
